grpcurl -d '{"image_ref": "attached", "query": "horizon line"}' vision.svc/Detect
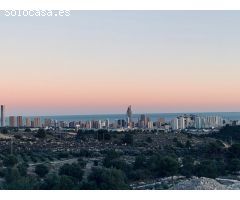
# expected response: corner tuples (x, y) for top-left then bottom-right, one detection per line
(4, 110), (240, 118)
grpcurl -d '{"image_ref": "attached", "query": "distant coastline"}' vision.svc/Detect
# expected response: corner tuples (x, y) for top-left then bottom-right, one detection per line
(5, 112), (240, 123)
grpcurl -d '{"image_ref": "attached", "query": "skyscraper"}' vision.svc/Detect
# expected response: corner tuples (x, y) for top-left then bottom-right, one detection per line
(178, 117), (186, 130)
(17, 116), (23, 127)
(34, 117), (41, 128)
(44, 118), (52, 127)
(1, 105), (6, 127)
(195, 116), (202, 129)
(139, 114), (147, 128)
(25, 117), (31, 127)
(126, 105), (133, 128)
(171, 118), (179, 130)
(9, 116), (16, 127)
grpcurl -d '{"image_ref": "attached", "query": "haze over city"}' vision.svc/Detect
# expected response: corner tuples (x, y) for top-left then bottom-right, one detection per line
(1, 11), (240, 116)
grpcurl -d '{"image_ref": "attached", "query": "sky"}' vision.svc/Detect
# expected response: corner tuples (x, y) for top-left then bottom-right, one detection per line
(1, 11), (240, 116)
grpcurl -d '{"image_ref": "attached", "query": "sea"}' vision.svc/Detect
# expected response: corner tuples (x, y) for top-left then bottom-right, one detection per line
(19, 112), (240, 123)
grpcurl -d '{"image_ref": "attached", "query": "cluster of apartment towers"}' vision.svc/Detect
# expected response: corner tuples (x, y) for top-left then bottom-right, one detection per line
(0, 105), (41, 128)
(170, 115), (224, 130)
(0, 105), (224, 130)
(126, 106), (224, 130)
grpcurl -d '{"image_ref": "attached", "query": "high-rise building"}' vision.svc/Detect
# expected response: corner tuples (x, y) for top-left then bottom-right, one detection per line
(139, 114), (147, 128)
(185, 117), (192, 128)
(1, 105), (6, 127)
(86, 121), (92, 129)
(178, 117), (185, 130)
(117, 119), (125, 128)
(126, 105), (133, 128)
(59, 121), (67, 128)
(69, 121), (77, 128)
(195, 116), (202, 129)
(9, 116), (16, 127)
(31, 120), (35, 127)
(25, 117), (31, 127)
(171, 118), (179, 130)
(156, 118), (165, 128)
(44, 118), (52, 127)
(98, 120), (102, 129)
(105, 119), (110, 129)
(34, 117), (41, 128)
(147, 121), (153, 129)
(17, 116), (23, 127)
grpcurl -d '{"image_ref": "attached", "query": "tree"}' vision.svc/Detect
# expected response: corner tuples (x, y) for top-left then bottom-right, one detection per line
(157, 156), (179, 178)
(122, 133), (134, 145)
(146, 137), (153, 143)
(205, 141), (225, 158)
(58, 175), (75, 190)
(102, 150), (121, 168)
(228, 143), (240, 158)
(77, 158), (87, 168)
(4, 168), (20, 183)
(35, 164), (49, 178)
(96, 129), (111, 141)
(36, 129), (46, 139)
(40, 173), (60, 190)
(3, 176), (38, 190)
(194, 160), (219, 178)
(180, 156), (195, 178)
(228, 159), (240, 173)
(25, 128), (31, 132)
(87, 168), (129, 190)
(127, 169), (152, 181)
(1, 128), (8, 134)
(134, 155), (148, 169)
(185, 140), (192, 149)
(148, 155), (179, 178)
(59, 163), (84, 183)
(94, 160), (98, 166)
(57, 152), (69, 159)
(215, 125), (240, 142)
(103, 157), (131, 176)
(3, 155), (18, 167)
(17, 163), (28, 176)
(103, 133), (111, 141)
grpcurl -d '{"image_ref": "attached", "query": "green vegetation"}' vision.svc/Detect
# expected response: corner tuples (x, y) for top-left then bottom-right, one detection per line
(3, 155), (18, 167)
(212, 125), (240, 142)
(122, 133), (134, 145)
(35, 129), (46, 139)
(0, 126), (240, 190)
(59, 163), (84, 183)
(83, 168), (129, 190)
(35, 164), (49, 178)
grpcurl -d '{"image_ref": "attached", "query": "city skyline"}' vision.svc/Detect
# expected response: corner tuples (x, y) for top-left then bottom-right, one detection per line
(0, 104), (228, 130)
(1, 11), (240, 115)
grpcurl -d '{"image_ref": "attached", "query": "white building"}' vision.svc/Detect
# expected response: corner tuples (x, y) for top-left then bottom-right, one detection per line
(178, 117), (185, 130)
(195, 116), (202, 129)
(194, 115), (223, 129)
(147, 121), (154, 129)
(171, 118), (179, 130)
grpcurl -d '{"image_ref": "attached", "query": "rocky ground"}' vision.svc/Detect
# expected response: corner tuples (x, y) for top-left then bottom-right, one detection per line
(131, 176), (240, 190)
(172, 177), (240, 190)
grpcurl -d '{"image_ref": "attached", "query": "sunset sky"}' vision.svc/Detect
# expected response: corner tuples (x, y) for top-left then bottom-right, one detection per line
(1, 11), (240, 116)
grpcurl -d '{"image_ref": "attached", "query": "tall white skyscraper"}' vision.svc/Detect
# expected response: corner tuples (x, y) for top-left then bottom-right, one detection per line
(195, 116), (202, 129)
(178, 117), (185, 130)
(171, 118), (179, 130)
(1, 105), (6, 127)
(98, 120), (102, 129)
